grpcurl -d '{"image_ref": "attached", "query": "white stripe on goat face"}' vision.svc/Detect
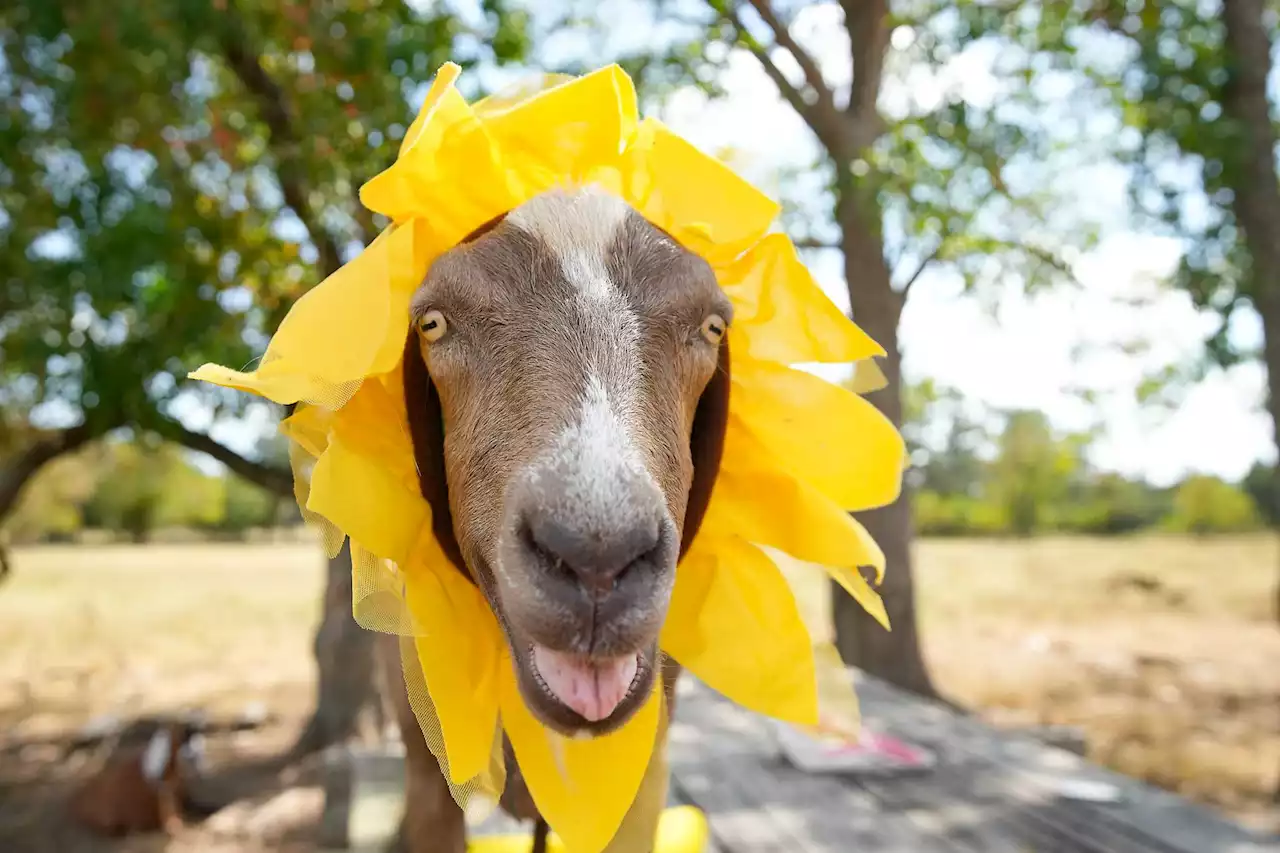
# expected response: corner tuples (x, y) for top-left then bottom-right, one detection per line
(507, 188), (657, 515)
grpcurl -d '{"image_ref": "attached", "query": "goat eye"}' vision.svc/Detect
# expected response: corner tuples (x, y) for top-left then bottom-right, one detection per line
(417, 310), (447, 343)
(699, 313), (727, 345)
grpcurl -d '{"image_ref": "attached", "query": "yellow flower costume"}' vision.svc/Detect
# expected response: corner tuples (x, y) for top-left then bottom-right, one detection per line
(190, 63), (905, 852)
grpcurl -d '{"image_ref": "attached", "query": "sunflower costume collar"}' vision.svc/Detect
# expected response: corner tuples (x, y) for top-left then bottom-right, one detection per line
(190, 63), (905, 852)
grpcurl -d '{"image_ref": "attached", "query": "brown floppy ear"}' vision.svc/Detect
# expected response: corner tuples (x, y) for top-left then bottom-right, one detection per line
(679, 338), (730, 560)
(399, 216), (508, 581)
(402, 331), (468, 576)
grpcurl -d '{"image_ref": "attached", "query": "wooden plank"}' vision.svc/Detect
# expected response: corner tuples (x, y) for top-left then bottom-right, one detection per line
(668, 674), (1280, 853)
(841, 688), (1174, 853)
(668, 682), (965, 853)
(670, 688), (1047, 852)
(336, 672), (1279, 853)
(851, 673), (1280, 853)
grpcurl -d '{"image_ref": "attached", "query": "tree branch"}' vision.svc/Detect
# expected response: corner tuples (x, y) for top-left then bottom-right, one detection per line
(720, 6), (817, 122)
(840, 0), (889, 143)
(743, 0), (834, 114)
(1, 424), (94, 582)
(218, 3), (344, 278)
(352, 205), (379, 248)
(162, 422), (295, 498)
(713, 1), (851, 156)
(0, 425), (95, 523)
(895, 242), (943, 297)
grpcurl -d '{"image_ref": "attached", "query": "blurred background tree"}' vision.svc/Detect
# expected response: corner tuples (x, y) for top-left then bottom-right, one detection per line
(1052, 0), (1280, 618)
(1, 0), (534, 755)
(988, 411), (1089, 537)
(1166, 473), (1264, 535)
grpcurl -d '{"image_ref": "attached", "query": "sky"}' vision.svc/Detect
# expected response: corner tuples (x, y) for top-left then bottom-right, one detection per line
(195, 0), (1279, 487)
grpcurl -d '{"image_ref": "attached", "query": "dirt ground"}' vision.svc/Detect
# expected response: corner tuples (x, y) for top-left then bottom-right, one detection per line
(1, 536), (1277, 850)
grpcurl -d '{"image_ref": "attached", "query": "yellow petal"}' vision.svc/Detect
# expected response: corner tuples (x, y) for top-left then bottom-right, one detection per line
(301, 377), (425, 566)
(829, 563), (890, 630)
(812, 641), (864, 739)
(720, 234), (884, 365)
(482, 64), (638, 185)
(621, 118), (778, 266)
(403, 528), (503, 786)
(308, 434), (426, 567)
(328, 378), (420, 500)
(765, 546), (890, 633)
(729, 354), (905, 512)
(362, 72), (517, 241)
(278, 402), (332, 462)
(283, 429), (346, 560)
(703, 450), (889, 608)
(349, 540), (410, 635)
(472, 72), (578, 117)
(847, 356), (888, 394)
(399, 61), (463, 158)
(500, 660), (661, 853)
(661, 536), (817, 725)
(189, 222), (421, 407)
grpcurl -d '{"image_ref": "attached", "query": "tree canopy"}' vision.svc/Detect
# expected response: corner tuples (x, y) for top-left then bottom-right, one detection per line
(1, 0), (534, 513)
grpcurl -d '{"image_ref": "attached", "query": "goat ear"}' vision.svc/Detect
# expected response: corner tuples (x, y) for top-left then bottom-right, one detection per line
(679, 338), (730, 560)
(402, 331), (468, 574)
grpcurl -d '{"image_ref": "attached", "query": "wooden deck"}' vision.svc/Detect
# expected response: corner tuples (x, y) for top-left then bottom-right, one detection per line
(667, 673), (1279, 853)
(335, 670), (1280, 852)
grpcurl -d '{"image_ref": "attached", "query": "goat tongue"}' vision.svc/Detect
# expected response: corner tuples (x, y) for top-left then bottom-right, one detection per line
(531, 645), (638, 723)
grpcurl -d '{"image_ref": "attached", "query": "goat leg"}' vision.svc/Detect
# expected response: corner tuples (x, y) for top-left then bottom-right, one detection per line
(156, 779), (185, 836)
(531, 818), (550, 853)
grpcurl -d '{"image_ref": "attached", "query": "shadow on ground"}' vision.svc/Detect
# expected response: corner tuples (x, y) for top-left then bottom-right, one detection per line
(0, 712), (345, 853)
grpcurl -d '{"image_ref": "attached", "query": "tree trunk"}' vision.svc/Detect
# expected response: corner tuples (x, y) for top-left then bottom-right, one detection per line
(1221, 0), (1280, 625)
(834, 189), (938, 699)
(0, 425), (96, 581)
(1220, 0), (1280, 802)
(290, 538), (379, 757)
(0, 425), (93, 520)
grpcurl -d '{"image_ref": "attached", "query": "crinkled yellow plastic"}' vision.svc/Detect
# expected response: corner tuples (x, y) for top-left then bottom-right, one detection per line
(190, 62), (906, 853)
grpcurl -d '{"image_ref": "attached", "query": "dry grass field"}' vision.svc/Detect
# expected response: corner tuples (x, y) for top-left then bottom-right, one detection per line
(0, 535), (1277, 849)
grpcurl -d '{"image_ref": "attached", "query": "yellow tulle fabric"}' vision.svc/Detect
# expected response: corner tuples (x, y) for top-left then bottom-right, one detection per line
(190, 62), (905, 853)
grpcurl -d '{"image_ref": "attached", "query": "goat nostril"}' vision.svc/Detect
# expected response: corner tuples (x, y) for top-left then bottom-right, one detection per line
(520, 522), (575, 583)
(521, 512), (664, 597)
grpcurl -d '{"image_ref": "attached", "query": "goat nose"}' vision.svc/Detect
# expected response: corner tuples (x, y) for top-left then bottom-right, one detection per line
(525, 510), (662, 596)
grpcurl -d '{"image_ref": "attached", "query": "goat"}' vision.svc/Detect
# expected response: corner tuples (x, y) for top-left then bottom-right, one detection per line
(67, 718), (206, 838)
(381, 184), (732, 853)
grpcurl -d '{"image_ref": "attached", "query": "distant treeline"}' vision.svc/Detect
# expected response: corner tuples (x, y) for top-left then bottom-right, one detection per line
(903, 382), (1275, 537)
(4, 395), (1276, 544)
(3, 437), (300, 544)
(913, 470), (1271, 537)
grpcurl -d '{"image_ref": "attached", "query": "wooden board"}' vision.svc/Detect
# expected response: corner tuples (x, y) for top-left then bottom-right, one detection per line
(666, 672), (1280, 853)
(334, 670), (1278, 852)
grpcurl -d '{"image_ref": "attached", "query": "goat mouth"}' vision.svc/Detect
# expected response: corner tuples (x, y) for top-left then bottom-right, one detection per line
(527, 644), (647, 724)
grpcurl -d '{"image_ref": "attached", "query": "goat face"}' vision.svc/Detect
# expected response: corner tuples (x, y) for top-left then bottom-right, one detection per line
(404, 187), (730, 735)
